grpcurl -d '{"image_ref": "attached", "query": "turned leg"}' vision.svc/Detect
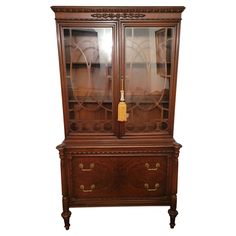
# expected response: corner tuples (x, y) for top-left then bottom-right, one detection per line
(168, 208), (178, 228)
(61, 210), (71, 230)
(61, 197), (71, 230)
(168, 195), (178, 228)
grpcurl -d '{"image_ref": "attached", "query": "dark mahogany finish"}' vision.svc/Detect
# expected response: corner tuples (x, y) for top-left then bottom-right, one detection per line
(52, 6), (184, 230)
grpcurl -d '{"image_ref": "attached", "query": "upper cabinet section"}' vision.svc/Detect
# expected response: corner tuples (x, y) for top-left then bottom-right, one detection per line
(52, 6), (184, 138)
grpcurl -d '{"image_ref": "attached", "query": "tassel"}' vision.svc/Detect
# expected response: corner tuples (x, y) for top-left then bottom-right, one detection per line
(118, 78), (127, 122)
(118, 101), (127, 122)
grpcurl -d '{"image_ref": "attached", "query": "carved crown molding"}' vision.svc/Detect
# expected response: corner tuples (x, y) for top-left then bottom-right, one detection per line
(91, 13), (145, 19)
(51, 6), (185, 14)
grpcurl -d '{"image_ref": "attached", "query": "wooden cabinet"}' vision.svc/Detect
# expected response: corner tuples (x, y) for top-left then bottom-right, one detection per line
(52, 6), (185, 230)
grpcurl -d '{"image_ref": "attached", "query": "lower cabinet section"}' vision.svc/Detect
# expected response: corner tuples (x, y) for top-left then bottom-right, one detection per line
(57, 143), (181, 230)
(71, 156), (169, 199)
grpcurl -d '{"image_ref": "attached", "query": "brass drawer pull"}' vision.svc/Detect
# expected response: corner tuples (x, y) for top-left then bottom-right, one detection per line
(144, 183), (160, 192)
(145, 162), (160, 171)
(79, 163), (95, 171)
(80, 184), (95, 193)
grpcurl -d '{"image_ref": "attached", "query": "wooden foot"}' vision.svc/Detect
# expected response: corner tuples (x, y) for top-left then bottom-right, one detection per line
(61, 196), (71, 230)
(168, 194), (178, 228)
(61, 210), (71, 230)
(168, 209), (178, 228)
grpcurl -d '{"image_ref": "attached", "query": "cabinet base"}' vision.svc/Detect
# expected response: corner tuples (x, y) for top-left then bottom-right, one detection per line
(61, 206), (178, 230)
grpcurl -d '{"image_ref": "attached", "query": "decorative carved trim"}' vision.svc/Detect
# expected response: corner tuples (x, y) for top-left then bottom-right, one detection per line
(56, 143), (66, 150)
(91, 13), (145, 19)
(67, 150), (172, 155)
(57, 142), (180, 157)
(57, 18), (180, 22)
(51, 6), (185, 14)
(57, 143), (66, 159)
(173, 142), (182, 159)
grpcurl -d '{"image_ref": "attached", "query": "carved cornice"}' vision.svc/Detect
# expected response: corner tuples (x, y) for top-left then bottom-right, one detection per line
(91, 13), (145, 19)
(51, 6), (185, 14)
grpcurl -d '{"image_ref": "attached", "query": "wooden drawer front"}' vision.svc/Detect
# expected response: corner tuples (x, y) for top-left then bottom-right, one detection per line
(125, 157), (167, 197)
(71, 156), (168, 198)
(71, 157), (115, 198)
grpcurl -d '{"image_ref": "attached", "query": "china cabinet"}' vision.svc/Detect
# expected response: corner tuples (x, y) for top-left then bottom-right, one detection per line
(52, 6), (184, 230)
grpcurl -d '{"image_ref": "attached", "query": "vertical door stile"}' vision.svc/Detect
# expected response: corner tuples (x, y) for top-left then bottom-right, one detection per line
(117, 20), (125, 137)
(113, 21), (120, 137)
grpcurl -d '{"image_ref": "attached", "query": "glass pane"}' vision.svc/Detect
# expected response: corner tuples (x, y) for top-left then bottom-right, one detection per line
(125, 27), (174, 133)
(64, 28), (113, 133)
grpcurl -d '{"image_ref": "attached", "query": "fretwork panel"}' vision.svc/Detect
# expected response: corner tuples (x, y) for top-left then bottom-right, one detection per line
(63, 28), (113, 133)
(125, 27), (174, 133)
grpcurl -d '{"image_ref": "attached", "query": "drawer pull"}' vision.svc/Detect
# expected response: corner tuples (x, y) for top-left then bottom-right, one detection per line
(79, 163), (95, 171)
(145, 162), (160, 171)
(144, 183), (160, 192)
(80, 184), (95, 193)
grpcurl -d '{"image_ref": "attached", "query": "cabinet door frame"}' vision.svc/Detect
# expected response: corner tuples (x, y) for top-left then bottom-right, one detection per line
(119, 21), (181, 138)
(56, 20), (181, 139)
(56, 21), (120, 137)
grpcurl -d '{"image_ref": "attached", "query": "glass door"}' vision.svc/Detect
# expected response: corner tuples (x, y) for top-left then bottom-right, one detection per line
(63, 27), (114, 134)
(123, 26), (175, 134)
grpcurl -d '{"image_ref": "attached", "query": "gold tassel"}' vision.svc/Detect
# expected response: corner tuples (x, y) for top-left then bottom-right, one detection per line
(118, 101), (127, 122)
(118, 78), (127, 122)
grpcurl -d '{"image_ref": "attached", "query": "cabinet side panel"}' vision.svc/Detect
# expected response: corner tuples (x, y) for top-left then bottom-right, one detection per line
(56, 23), (70, 135)
(168, 22), (182, 135)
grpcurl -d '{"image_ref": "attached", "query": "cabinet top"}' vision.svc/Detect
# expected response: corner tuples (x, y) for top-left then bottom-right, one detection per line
(51, 6), (185, 21)
(51, 6), (185, 13)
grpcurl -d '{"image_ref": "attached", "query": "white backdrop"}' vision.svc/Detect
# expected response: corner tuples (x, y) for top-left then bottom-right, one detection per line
(0, 0), (236, 235)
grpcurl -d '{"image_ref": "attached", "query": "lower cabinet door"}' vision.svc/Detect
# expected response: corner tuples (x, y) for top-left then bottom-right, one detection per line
(71, 156), (170, 198)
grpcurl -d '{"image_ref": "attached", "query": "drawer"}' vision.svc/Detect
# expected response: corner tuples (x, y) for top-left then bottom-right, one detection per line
(125, 157), (168, 197)
(71, 156), (169, 198)
(71, 157), (115, 198)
